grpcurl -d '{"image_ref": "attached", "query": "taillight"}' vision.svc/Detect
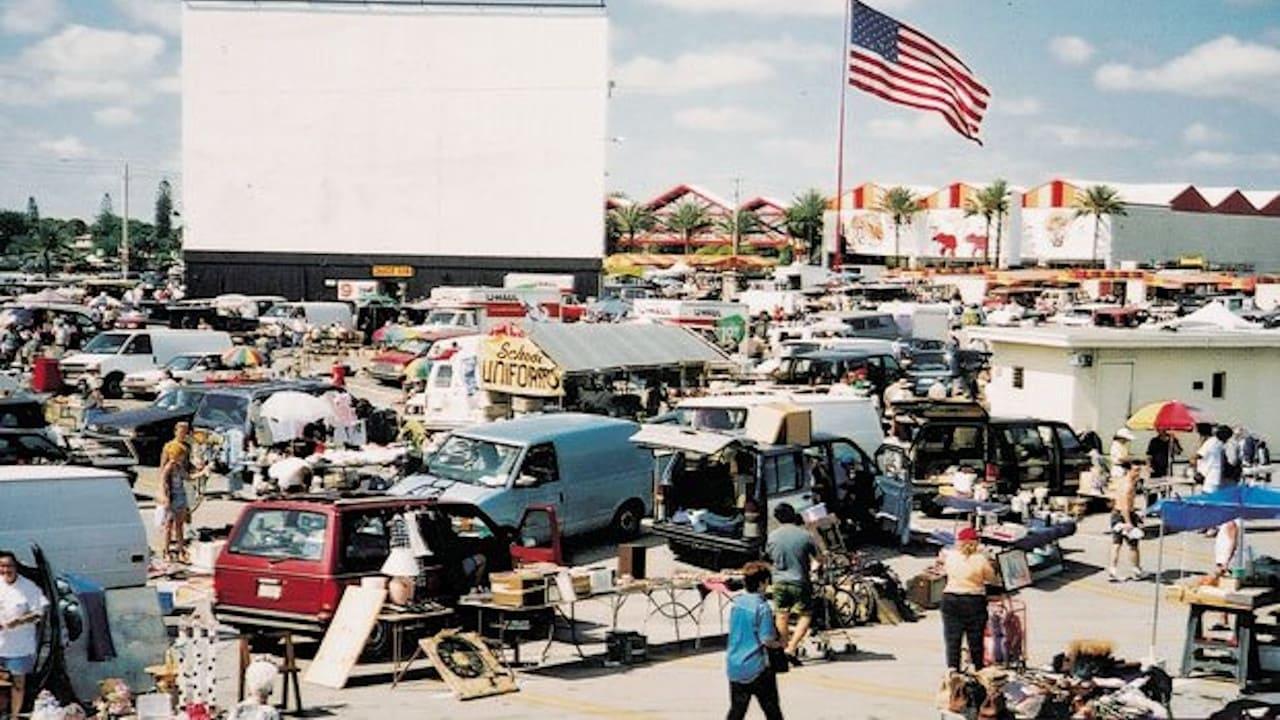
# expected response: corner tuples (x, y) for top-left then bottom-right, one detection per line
(985, 463), (999, 482)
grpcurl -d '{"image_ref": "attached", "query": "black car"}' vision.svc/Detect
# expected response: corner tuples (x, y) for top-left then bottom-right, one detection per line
(881, 400), (1091, 508)
(1, 396), (136, 477)
(84, 386), (211, 466)
(772, 349), (903, 399)
(903, 349), (990, 396)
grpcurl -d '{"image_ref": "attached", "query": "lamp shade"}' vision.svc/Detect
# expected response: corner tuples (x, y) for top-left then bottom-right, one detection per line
(380, 547), (420, 578)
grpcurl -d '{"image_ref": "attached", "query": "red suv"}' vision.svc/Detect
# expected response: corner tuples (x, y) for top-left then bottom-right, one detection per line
(214, 495), (560, 651)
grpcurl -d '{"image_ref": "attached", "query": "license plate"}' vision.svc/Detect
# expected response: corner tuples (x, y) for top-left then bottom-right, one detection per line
(257, 580), (282, 600)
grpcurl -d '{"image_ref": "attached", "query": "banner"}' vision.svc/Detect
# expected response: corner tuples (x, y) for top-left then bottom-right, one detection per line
(1021, 209), (1111, 262)
(480, 334), (564, 397)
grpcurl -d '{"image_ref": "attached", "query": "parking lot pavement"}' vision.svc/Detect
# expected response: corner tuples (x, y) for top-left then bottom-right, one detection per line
(156, 492), (1277, 718)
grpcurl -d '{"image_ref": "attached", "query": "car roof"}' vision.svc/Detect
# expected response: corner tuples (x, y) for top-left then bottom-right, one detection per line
(795, 349), (877, 361)
(243, 493), (473, 511)
(458, 413), (636, 446)
(191, 379), (334, 398)
(0, 466), (127, 483)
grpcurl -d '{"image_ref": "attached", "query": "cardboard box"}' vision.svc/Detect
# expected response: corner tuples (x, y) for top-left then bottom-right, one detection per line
(743, 403), (812, 446)
(492, 587), (547, 607)
(490, 571), (548, 594)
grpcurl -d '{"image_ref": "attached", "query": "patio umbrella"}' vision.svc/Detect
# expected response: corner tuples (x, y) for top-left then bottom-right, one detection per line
(259, 391), (337, 443)
(403, 357), (433, 381)
(373, 325), (420, 345)
(1126, 400), (1208, 432)
(221, 346), (266, 368)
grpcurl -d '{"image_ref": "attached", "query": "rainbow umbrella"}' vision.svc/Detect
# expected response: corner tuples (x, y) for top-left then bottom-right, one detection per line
(1126, 400), (1209, 433)
(373, 325), (422, 345)
(221, 346), (266, 369)
(403, 357), (433, 381)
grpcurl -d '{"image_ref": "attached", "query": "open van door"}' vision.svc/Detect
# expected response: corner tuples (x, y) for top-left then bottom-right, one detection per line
(27, 544), (77, 707)
(873, 445), (914, 546)
(509, 504), (562, 566)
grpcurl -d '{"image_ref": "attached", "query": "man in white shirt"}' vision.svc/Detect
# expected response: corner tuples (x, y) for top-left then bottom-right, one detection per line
(0, 551), (49, 715)
(1197, 430), (1225, 494)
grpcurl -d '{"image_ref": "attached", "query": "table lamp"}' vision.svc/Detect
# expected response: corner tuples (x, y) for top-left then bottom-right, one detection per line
(381, 547), (419, 605)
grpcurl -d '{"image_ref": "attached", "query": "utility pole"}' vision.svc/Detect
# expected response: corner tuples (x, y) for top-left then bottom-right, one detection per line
(731, 176), (742, 257)
(121, 162), (130, 279)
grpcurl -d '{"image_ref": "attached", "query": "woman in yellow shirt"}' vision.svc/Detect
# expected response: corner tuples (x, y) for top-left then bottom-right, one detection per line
(939, 527), (995, 670)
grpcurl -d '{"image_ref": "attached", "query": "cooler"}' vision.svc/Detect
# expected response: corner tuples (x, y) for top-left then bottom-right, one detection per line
(32, 356), (62, 393)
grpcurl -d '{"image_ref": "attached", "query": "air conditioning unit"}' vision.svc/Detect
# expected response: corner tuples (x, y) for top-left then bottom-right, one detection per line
(1067, 352), (1093, 368)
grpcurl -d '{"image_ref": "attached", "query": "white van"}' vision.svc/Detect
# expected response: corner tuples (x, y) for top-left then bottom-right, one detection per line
(0, 466), (149, 589)
(403, 334), (488, 430)
(671, 390), (884, 455)
(60, 328), (233, 397)
(259, 301), (355, 330)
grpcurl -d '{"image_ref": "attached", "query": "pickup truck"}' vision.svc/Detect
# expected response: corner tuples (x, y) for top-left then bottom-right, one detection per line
(630, 426), (911, 570)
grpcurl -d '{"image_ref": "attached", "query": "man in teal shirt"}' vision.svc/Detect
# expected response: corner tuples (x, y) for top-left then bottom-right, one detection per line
(766, 502), (819, 663)
(726, 561), (784, 720)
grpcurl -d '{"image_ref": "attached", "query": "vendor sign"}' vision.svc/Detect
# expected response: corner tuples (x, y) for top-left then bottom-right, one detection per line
(480, 334), (563, 397)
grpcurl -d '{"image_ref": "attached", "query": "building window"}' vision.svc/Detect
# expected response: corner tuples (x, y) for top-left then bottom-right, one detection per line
(1212, 372), (1226, 399)
(1192, 381), (1204, 391)
(1012, 367), (1024, 390)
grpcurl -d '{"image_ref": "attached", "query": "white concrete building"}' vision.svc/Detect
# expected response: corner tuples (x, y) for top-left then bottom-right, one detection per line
(968, 325), (1280, 441)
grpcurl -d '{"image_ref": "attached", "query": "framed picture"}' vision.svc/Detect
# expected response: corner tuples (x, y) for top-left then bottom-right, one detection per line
(997, 549), (1033, 591)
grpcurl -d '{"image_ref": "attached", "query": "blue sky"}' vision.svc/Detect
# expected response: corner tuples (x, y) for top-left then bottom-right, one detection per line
(0, 0), (1278, 218)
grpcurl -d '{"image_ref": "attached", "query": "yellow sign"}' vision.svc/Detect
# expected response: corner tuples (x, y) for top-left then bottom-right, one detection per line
(480, 335), (563, 398)
(371, 264), (414, 279)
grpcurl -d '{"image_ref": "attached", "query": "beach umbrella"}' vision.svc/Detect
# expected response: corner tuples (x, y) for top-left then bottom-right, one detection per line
(1126, 400), (1207, 432)
(403, 357), (433, 381)
(221, 346), (266, 368)
(373, 325), (422, 345)
(259, 391), (337, 442)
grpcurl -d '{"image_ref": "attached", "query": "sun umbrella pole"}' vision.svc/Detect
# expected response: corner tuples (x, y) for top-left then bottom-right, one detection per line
(1149, 509), (1165, 665)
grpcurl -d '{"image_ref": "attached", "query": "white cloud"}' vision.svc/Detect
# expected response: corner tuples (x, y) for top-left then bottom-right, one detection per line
(673, 105), (777, 132)
(1038, 124), (1144, 149)
(1182, 121), (1228, 145)
(643, 0), (913, 17)
(38, 134), (91, 159)
(1182, 149), (1280, 169)
(93, 105), (139, 127)
(153, 74), (180, 94)
(1095, 35), (1280, 111)
(615, 51), (774, 94)
(1, 0), (63, 35)
(3, 24), (167, 105)
(720, 36), (830, 68)
(112, 0), (180, 35)
(999, 96), (1042, 116)
(867, 114), (952, 140)
(1049, 36), (1095, 65)
(759, 137), (832, 170)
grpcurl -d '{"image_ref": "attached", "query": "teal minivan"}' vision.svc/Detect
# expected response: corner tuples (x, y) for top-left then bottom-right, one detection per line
(391, 414), (653, 538)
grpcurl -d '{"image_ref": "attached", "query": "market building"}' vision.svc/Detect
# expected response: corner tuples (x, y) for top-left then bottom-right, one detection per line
(824, 178), (1280, 270)
(181, 0), (609, 300)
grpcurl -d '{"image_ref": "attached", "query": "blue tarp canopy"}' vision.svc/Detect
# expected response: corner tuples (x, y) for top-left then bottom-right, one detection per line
(1148, 484), (1280, 532)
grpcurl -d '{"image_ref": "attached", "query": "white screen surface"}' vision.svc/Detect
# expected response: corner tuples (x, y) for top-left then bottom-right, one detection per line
(182, 2), (608, 259)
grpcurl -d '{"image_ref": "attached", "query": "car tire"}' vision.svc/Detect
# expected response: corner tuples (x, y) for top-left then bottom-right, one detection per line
(611, 500), (644, 540)
(102, 372), (124, 400)
(360, 619), (393, 661)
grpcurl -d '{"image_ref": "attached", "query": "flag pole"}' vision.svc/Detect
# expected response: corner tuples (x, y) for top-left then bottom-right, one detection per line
(832, 0), (852, 272)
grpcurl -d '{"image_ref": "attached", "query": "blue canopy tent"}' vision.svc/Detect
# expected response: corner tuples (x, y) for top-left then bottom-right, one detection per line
(1144, 485), (1280, 662)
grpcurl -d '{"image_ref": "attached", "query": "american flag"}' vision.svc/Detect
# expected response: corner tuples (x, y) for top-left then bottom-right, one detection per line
(848, 1), (990, 144)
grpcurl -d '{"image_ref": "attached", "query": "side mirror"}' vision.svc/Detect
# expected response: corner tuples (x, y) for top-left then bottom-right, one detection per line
(514, 474), (539, 488)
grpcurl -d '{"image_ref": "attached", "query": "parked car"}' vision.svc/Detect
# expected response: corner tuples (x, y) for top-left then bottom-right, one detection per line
(392, 414), (653, 538)
(366, 338), (432, 386)
(771, 349), (903, 398)
(85, 386), (211, 466)
(121, 351), (227, 398)
(882, 400), (1091, 509)
(60, 329), (234, 398)
(259, 301), (356, 330)
(213, 494), (551, 654)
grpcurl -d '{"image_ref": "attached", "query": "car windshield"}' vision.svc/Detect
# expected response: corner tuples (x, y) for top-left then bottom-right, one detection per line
(155, 388), (205, 412)
(230, 508), (328, 561)
(262, 305), (299, 319)
(167, 355), (204, 371)
(676, 406), (748, 431)
(194, 393), (249, 429)
(910, 354), (950, 372)
(82, 332), (131, 354)
(427, 435), (521, 486)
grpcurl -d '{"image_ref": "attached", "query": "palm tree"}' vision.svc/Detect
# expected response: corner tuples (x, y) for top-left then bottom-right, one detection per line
(607, 202), (657, 253)
(784, 189), (827, 265)
(1073, 184), (1127, 267)
(963, 193), (994, 266)
(18, 218), (72, 278)
(965, 180), (1012, 267)
(664, 200), (713, 256)
(875, 186), (921, 268)
(715, 209), (762, 256)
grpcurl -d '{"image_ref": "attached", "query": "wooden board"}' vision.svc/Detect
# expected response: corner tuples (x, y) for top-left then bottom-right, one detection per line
(422, 630), (518, 701)
(303, 586), (386, 689)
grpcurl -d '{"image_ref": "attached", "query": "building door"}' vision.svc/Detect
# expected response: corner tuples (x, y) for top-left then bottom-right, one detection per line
(1098, 362), (1135, 437)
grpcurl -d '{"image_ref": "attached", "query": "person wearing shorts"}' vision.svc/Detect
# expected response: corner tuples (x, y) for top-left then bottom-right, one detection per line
(765, 503), (818, 665)
(0, 551), (49, 716)
(1109, 460), (1148, 582)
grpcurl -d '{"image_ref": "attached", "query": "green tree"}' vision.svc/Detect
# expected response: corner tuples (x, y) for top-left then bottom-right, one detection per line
(1073, 184), (1128, 267)
(16, 217), (71, 277)
(607, 201), (657, 254)
(663, 200), (713, 256)
(784, 189), (827, 265)
(93, 193), (121, 255)
(715, 208), (761, 255)
(0, 210), (26, 256)
(154, 179), (173, 245)
(964, 180), (1012, 267)
(875, 186), (921, 268)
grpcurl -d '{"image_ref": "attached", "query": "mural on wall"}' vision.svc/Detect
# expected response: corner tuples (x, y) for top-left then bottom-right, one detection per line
(841, 210), (894, 256)
(921, 209), (992, 260)
(1022, 209), (1111, 262)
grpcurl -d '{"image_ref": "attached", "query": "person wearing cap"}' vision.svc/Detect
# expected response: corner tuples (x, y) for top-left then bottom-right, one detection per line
(939, 527), (995, 671)
(765, 503), (818, 665)
(1109, 428), (1135, 480)
(1109, 459), (1148, 582)
(1145, 429), (1182, 480)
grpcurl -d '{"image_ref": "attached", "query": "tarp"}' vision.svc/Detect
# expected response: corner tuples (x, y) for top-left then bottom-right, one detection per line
(1147, 484), (1280, 532)
(1159, 300), (1260, 332)
(524, 323), (730, 374)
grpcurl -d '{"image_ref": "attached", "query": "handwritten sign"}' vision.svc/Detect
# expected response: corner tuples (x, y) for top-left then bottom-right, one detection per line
(480, 335), (563, 397)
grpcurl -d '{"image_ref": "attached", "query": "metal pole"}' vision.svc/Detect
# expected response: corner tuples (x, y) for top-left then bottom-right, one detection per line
(831, 0), (852, 272)
(121, 162), (130, 279)
(731, 177), (741, 258)
(1149, 510), (1165, 663)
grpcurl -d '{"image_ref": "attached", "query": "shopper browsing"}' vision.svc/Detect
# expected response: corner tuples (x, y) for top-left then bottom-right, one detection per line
(1109, 460), (1149, 582)
(938, 527), (995, 671)
(725, 561), (784, 720)
(0, 551), (49, 717)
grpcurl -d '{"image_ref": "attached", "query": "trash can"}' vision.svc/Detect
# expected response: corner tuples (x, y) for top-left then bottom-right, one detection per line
(32, 356), (62, 393)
